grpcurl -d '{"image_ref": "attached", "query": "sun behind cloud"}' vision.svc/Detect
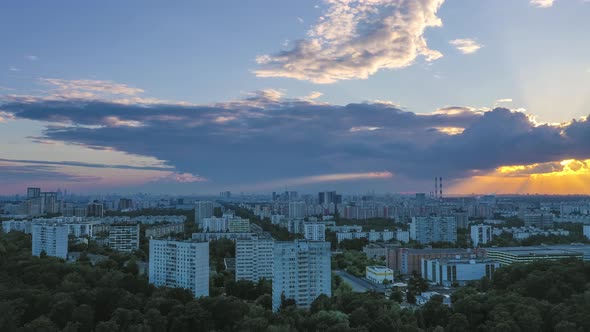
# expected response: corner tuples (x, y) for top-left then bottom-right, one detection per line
(449, 159), (590, 195)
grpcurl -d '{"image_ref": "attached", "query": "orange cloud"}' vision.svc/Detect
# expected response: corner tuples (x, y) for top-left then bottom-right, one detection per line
(448, 159), (590, 195)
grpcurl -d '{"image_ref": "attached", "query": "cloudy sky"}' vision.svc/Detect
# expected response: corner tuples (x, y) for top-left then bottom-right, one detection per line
(1, 0), (590, 195)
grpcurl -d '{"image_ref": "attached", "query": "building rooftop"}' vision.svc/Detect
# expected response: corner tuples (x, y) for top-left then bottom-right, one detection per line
(367, 265), (393, 272)
(487, 246), (584, 257)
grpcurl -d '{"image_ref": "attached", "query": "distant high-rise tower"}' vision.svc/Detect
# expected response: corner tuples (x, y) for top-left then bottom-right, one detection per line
(434, 177), (438, 199)
(27, 188), (41, 199)
(439, 177), (443, 199)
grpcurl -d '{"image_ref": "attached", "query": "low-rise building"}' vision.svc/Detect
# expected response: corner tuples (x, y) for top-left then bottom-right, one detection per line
(2, 220), (32, 234)
(492, 226), (570, 240)
(387, 247), (486, 275)
(366, 266), (394, 285)
(191, 232), (254, 242)
(487, 246), (584, 265)
(363, 243), (387, 259)
(337, 230), (409, 243)
(145, 223), (185, 238)
(416, 292), (451, 306)
(421, 257), (499, 286)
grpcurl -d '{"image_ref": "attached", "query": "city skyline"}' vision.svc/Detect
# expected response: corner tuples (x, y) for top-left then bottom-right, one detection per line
(1, 0), (590, 195)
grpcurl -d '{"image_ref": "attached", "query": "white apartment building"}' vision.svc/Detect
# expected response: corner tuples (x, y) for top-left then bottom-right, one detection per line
(2, 220), (32, 234)
(304, 223), (326, 241)
(195, 201), (214, 229)
(336, 229), (409, 243)
(32, 224), (68, 259)
(108, 224), (140, 252)
(272, 240), (331, 311)
(492, 226), (570, 240)
(202, 216), (226, 232)
(149, 239), (209, 297)
(202, 215), (250, 233)
(65, 223), (93, 238)
(288, 201), (307, 219)
(470, 224), (492, 247)
(235, 235), (274, 282)
(228, 217), (250, 233)
(410, 216), (457, 244)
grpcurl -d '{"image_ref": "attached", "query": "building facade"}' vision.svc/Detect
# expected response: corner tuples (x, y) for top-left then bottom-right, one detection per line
(149, 239), (209, 297)
(235, 235), (274, 282)
(524, 213), (554, 228)
(108, 223), (140, 252)
(410, 216), (457, 244)
(272, 240), (331, 311)
(145, 223), (185, 238)
(470, 224), (492, 247)
(288, 201), (307, 219)
(421, 257), (499, 286)
(387, 247), (485, 275)
(303, 223), (326, 241)
(487, 246), (584, 265)
(366, 266), (394, 285)
(32, 224), (68, 259)
(195, 201), (214, 229)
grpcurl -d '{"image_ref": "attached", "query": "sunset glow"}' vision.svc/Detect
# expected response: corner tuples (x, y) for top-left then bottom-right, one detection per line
(450, 159), (590, 195)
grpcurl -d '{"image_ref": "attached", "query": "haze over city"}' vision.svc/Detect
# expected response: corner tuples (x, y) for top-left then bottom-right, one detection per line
(1, 0), (590, 195)
(4, 2), (590, 331)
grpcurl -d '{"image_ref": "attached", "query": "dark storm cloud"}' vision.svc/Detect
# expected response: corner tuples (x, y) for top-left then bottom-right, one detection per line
(0, 158), (172, 171)
(0, 164), (101, 183)
(1, 97), (589, 186)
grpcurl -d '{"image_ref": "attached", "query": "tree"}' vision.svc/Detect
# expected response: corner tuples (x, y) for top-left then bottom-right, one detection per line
(446, 313), (470, 332)
(390, 290), (404, 303)
(421, 295), (451, 328)
(310, 310), (350, 331)
(22, 315), (58, 332)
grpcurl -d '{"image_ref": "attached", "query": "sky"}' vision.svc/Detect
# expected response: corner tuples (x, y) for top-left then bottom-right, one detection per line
(1, 0), (590, 195)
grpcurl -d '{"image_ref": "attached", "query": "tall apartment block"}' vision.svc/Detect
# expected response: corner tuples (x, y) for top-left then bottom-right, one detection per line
(272, 240), (331, 311)
(470, 224), (493, 247)
(109, 223), (140, 252)
(235, 235), (274, 282)
(288, 201), (307, 219)
(118, 198), (133, 211)
(32, 224), (68, 259)
(195, 201), (214, 229)
(410, 216), (457, 244)
(27, 187), (41, 199)
(149, 239), (209, 297)
(303, 223), (326, 241)
(86, 201), (104, 217)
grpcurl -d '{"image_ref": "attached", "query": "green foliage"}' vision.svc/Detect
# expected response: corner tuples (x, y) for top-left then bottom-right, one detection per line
(332, 250), (383, 277)
(1, 231), (590, 331)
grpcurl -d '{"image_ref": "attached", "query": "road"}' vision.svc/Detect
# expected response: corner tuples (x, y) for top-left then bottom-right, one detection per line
(334, 270), (384, 293)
